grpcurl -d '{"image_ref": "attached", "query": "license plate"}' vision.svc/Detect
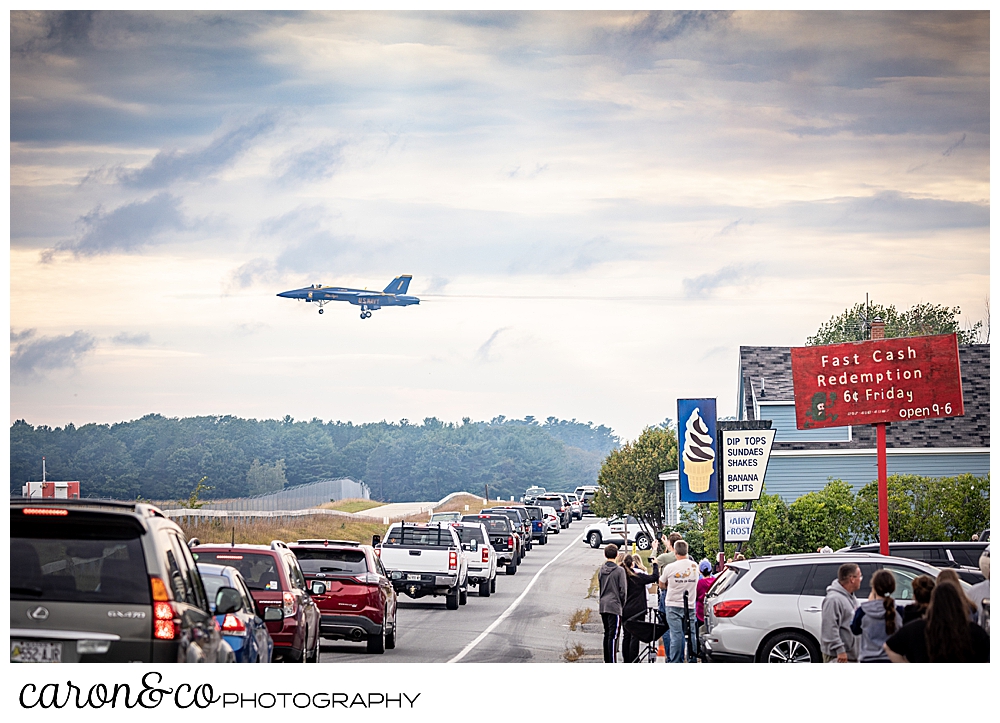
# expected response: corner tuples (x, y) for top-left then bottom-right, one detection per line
(11, 641), (61, 663)
(406, 574), (422, 581)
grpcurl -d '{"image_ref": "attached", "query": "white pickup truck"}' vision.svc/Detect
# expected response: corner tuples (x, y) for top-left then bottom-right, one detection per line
(454, 521), (497, 597)
(377, 522), (470, 609)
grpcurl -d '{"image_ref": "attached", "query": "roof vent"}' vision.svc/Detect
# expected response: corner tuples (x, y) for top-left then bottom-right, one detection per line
(760, 377), (766, 397)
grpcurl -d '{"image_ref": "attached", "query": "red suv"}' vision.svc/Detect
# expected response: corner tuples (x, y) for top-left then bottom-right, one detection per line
(192, 540), (321, 662)
(288, 540), (398, 655)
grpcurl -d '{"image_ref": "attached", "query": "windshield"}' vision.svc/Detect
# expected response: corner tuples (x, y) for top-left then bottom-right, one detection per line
(523, 507), (542, 520)
(193, 551), (281, 591)
(456, 527), (486, 544)
(462, 516), (511, 534)
(385, 526), (455, 548)
(292, 548), (369, 574)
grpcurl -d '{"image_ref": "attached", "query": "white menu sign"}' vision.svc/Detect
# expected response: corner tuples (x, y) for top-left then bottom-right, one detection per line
(724, 510), (757, 542)
(721, 429), (776, 501)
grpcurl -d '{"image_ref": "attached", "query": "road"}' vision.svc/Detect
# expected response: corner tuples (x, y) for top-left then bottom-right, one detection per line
(319, 520), (619, 663)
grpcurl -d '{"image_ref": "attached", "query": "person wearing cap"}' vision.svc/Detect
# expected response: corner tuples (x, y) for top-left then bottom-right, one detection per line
(695, 558), (716, 628)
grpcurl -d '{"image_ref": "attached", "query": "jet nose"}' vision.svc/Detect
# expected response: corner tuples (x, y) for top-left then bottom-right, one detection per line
(277, 290), (295, 298)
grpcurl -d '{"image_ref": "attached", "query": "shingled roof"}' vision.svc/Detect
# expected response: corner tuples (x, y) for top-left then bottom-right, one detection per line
(738, 344), (989, 450)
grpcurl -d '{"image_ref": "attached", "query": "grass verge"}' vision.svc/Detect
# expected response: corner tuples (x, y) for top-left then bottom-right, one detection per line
(318, 498), (383, 513)
(568, 608), (592, 631)
(177, 515), (389, 546)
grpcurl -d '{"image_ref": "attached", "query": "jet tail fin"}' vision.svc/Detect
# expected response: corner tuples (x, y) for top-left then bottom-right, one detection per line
(383, 275), (412, 295)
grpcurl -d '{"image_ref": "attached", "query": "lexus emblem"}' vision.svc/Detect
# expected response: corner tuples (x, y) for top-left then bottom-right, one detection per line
(27, 606), (49, 621)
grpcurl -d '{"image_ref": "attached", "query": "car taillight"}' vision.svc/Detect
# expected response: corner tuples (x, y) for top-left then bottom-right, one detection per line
(150, 576), (180, 640)
(482, 548), (489, 563)
(22, 507), (68, 516)
(374, 548), (381, 557)
(221, 614), (246, 633)
(353, 573), (382, 585)
(508, 536), (514, 549)
(282, 591), (297, 618)
(713, 599), (752, 618)
(449, 551), (458, 570)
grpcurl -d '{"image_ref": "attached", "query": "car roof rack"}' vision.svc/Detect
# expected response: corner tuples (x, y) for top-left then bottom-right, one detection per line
(294, 539), (361, 546)
(270, 540), (290, 551)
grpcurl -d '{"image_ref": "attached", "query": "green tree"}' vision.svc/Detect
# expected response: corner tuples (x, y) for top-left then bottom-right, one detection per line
(786, 480), (856, 552)
(939, 473), (990, 541)
(593, 426), (677, 534)
(807, 301), (983, 345)
(246, 458), (287, 496)
(851, 474), (948, 543)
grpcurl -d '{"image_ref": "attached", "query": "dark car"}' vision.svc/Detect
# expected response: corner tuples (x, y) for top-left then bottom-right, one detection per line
(198, 562), (278, 663)
(193, 541), (322, 662)
(483, 508), (532, 555)
(288, 540), (398, 655)
(521, 505), (548, 545)
(534, 495), (571, 528)
(11, 498), (232, 663)
(462, 514), (518, 575)
(580, 490), (597, 515)
(838, 541), (988, 584)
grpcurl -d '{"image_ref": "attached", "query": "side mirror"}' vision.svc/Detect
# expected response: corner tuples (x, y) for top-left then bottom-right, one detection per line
(262, 606), (283, 622)
(310, 580), (328, 596)
(215, 586), (243, 616)
(372, 534), (381, 547)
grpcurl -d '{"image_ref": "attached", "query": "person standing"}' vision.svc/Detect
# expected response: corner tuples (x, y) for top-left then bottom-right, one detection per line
(598, 543), (627, 663)
(620, 554), (660, 663)
(900, 575), (934, 626)
(658, 539), (699, 663)
(884, 580), (990, 662)
(850, 569), (902, 663)
(655, 532), (681, 659)
(695, 559), (716, 628)
(821, 563), (861, 662)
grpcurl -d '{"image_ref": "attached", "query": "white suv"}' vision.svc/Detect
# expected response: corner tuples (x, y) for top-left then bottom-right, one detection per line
(702, 553), (964, 663)
(581, 516), (655, 551)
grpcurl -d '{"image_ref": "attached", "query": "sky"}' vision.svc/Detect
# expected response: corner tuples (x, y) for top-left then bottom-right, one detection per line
(8, 10), (990, 442)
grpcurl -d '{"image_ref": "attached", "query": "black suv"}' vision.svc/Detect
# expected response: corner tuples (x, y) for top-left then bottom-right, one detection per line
(11, 498), (233, 663)
(839, 541), (988, 584)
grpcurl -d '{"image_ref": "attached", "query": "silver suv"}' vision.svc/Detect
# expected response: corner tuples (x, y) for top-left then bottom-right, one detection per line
(702, 552), (959, 663)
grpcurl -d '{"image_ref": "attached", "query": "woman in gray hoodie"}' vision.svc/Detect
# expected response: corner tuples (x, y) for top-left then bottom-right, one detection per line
(850, 569), (902, 663)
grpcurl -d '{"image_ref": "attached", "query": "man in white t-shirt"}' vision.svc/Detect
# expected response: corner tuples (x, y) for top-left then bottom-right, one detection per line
(658, 539), (699, 663)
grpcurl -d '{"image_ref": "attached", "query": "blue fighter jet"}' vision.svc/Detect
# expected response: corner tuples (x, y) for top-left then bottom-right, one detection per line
(277, 275), (419, 319)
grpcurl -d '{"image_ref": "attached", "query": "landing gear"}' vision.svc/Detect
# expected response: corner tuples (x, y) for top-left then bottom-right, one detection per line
(318, 308), (324, 314)
(359, 305), (373, 320)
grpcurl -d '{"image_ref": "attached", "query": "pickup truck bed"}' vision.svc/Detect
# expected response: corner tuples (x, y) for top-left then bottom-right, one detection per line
(378, 523), (468, 609)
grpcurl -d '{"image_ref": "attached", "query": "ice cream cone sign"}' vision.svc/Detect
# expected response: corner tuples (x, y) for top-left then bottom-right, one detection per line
(678, 399), (718, 502)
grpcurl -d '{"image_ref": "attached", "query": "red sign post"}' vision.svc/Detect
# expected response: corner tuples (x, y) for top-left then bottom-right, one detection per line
(790, 333), (964, 554)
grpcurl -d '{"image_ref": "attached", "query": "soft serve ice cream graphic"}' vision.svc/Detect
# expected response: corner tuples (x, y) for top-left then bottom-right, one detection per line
(682, 408), (715, 494)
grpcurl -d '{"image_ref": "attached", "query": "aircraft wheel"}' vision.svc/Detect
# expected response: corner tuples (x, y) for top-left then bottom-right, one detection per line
(318, 308), (324, 314)
(360, 312), (366, 319)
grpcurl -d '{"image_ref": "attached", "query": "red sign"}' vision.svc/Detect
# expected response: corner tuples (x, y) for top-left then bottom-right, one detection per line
(790, 333), (964, 429)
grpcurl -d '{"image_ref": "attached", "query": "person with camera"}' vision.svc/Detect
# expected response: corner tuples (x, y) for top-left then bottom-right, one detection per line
(620, 554), (660, 663)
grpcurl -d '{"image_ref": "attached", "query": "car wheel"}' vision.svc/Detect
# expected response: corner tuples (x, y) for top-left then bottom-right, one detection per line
(479, 581), (491, 597)
(490, 577), (496, 593)
(588, 532), (602, 548)
(759, 632), (819, 663)
(636, 534), (652, 551)
(366, 624), (386, 654)
(446, 586), (460, 610)
(540, 535), (547, 545)
(459, 587), (468, 605)
(506, 561), (517, 575)
(385, 613), (396, 650)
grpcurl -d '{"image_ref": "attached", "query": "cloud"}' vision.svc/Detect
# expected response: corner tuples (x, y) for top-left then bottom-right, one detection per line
(110, 332), (151, 346)
(476, 327), (511, 363)
(99, 112), (279, 189)
(272, 140), (348, 184)
(11, 329), (96, 382)
(682, 263), (759, 298)
(229, 258), (278, 290)
(45, 192), (188, 259)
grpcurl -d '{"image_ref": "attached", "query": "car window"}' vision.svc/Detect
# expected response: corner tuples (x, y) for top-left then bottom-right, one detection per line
(750, 565), (810, 595)
(292, 548), (368, 575)
(462, 516), (511, 534)
(170, 533), (208, 609)
(706, 567), (746, 597)
(284, 554), (308, 590)
(455, 527), (486, 544)
(880, 564), (926, 602)
(385, 526), (456, 547)
(11, 519), (150, 605)
(802, 562), (876, 598)
(949, 548), (984, 567)
(192, 551), (282, 591)
(200, 573), (228, 606)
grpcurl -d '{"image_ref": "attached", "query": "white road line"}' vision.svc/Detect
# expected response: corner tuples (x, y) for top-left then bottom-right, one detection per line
(447, 532), (585, 663)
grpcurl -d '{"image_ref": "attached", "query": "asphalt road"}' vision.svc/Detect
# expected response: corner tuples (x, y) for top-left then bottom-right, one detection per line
(319, 519), (615, 663)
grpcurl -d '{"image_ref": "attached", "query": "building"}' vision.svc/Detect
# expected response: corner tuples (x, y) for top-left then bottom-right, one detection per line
(736, 344), (990, 501)
(22, 481), (81, 499)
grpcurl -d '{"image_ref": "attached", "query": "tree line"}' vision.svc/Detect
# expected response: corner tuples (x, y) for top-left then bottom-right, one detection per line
(10, 414), (619, 503)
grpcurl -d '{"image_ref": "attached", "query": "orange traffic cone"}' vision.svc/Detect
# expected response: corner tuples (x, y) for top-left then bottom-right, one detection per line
(658, 642), (665, 657)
